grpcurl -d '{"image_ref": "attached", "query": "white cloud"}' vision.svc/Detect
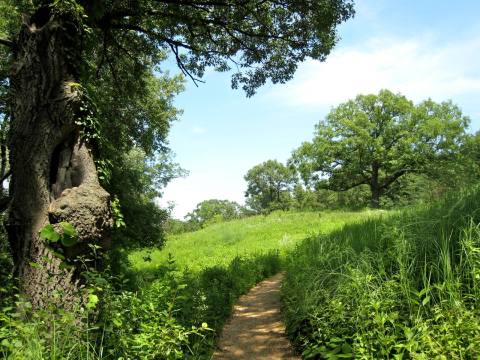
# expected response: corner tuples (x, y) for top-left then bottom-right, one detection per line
(267, 36), (480, 108)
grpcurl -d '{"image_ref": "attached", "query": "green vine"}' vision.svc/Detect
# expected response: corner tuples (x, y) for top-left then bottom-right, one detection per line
(111, 196), (126, 228)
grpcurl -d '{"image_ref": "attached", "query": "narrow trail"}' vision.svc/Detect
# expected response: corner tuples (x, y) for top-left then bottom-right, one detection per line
(213, 272), (299, 360)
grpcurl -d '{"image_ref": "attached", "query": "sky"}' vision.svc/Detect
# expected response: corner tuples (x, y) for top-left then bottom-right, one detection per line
(158, 0), (480, 219)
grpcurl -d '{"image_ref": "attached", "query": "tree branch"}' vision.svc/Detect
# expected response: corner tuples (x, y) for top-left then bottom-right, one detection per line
(0, 38), (14, 48)
(380, 168), (419, 190)
(0, 169), (11, 183)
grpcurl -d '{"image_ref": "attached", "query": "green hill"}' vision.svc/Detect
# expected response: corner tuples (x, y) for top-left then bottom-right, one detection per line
(130, 209), (381, 272)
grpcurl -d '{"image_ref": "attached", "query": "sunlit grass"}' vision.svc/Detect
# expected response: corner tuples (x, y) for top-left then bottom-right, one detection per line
(282, 188), (480, 358)
(130, 209), (383, 272)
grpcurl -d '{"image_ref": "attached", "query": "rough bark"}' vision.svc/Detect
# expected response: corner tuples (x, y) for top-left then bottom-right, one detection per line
(7, 8), (112, 310)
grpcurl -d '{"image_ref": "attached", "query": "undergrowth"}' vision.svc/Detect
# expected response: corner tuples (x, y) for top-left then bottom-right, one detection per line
(282, 188), (480, 359)
(0, 251), (281, 359)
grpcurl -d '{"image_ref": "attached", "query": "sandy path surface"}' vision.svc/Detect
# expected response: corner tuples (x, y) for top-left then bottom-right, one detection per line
(212, 272), (299, 360)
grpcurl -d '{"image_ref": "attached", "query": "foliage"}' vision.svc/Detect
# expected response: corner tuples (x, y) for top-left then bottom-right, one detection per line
(184, 199), (245, 230)
(244, 159), (297, 213)
(100, 261), (210, 360)
(1, 0), (356, 128)
(107, 147), (187, 249)
(292, 184), (371, 211)
(290, 89), (470, 208)
(0, 250), (282, 359)
(76, 0), (354, 96)
(0, 216), (12, 310)
(0, 302), (102, 360)
(103, 252), (281, 359)
(162, 218), (198, 236)
(282, 187), (480, 358)
(3, 203), (373, 359)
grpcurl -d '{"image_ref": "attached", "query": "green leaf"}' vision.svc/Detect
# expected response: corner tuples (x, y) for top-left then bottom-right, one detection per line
(60, 222), (76, 237)
(87, 294), (99, 310)
(61, 235), (77, 247)
(52, 251), (65, 261)
(40, 224), (60, 243)
(60, 222), (77, 247)
(341, 342), (353, 354)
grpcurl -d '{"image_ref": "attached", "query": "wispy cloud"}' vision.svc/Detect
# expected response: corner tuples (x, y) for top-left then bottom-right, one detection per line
(267, 35), (480, 108)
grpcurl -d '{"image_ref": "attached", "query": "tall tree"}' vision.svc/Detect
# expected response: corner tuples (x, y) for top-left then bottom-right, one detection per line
(0, 0), (354, 308)
(244, 159), (296, 212)
(290, 90), (469, 208)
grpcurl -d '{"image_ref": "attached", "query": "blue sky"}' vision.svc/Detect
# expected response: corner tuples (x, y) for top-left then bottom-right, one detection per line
(159, 0), (480, 218)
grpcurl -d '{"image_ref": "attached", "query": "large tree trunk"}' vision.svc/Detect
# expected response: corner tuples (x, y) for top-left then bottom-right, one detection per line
(370, 185), (381, 209)
(370, 162), (381, 209)
(7, 8), (112, 310)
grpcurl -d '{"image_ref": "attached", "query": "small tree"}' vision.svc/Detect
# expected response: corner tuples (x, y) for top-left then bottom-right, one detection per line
(290, 90), (469, 208)
(244, 160), (296, 212)
(185, 199), (243, 228)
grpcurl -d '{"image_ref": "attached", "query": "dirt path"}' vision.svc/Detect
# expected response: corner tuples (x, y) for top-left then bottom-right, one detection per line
(213, 272), (299, 360)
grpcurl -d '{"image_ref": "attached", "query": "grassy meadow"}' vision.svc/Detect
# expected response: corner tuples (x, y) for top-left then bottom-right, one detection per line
(130, 209), (380, 273)
(282, 188), (480, 358)
(3, 209), (376, 359)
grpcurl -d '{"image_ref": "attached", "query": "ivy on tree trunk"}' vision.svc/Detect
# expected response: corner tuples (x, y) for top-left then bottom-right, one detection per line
(8, 7), (112, 310)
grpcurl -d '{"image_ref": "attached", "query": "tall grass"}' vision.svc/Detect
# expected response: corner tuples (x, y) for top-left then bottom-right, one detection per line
(1, 304), (103, 360)
(282, 188), (480, 358)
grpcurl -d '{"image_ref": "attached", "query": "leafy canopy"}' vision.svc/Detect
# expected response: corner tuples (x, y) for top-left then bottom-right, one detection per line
(244, 159), (296, 212)
(1, 0), (355, 94)
(0, 0), (355, 247)
(185, 199), (244, 228)
(290, 89), (469, 207)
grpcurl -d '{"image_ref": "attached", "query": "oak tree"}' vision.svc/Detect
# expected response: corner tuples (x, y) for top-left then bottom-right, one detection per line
(185, 199), (243, 228)
(0, 0), (354, 308)
(290, 90), (469, 208)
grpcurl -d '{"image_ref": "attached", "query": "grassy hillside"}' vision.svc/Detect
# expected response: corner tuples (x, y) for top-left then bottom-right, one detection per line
(282, 189), (480, 358)
(130, 209), (380, 272)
